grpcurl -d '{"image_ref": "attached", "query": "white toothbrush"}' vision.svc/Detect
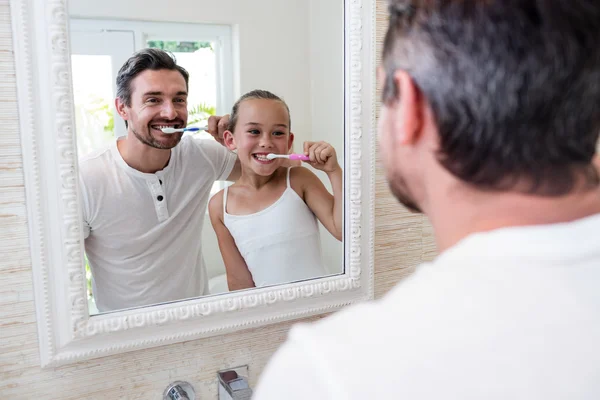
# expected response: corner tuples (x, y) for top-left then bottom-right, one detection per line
(161, 126), (208, 134)
(266, 153), (310, 161)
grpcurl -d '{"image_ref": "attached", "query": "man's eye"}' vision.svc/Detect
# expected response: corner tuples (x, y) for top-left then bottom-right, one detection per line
(146, 98), (159, 103)
(273, 131), (286, 136)
(174, 98), (186, 103)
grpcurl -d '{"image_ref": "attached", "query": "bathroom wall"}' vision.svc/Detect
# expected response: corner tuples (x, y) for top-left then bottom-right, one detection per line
(0, 0), (436, 398)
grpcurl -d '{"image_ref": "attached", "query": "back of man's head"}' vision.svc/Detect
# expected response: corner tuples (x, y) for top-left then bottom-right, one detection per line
(382, 0), (600, 196)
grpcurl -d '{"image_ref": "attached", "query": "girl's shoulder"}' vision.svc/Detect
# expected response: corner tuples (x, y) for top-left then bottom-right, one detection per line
(208, 187), (226, 219)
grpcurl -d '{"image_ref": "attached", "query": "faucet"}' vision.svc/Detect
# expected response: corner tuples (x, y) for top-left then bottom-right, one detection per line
(163, 381), (195, 400)
(218, 366), (253, 400)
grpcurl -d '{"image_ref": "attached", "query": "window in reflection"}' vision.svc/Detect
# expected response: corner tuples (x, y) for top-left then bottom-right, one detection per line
(72, 55), (115, 157)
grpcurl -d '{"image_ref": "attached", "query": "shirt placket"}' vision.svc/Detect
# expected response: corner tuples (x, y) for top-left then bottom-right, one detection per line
(148, 174), (169, 222)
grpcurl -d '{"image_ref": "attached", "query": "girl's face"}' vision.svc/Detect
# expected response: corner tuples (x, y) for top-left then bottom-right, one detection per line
(224, 99), (294, 176)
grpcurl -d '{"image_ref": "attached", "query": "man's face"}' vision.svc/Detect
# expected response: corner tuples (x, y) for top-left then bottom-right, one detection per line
(377, 67), (423, 213)
(118, 69), (188, 149)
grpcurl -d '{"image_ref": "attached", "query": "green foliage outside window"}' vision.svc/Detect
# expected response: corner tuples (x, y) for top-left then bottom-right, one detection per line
(188, 103), (216, 125)
(147, 40), (213, 53)
(85, 255), (92, 298)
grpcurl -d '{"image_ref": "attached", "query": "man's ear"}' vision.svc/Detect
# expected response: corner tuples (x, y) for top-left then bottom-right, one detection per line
(392, 70), (424, 145)
(115, 97), (129, 122)
(223, 130), (237, 151)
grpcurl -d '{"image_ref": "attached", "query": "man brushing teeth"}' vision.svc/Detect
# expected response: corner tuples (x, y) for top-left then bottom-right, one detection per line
(78, 48), (241, 313)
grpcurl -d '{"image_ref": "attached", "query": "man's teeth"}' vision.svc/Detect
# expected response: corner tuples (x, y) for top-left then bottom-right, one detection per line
(153, 125), (178, 129)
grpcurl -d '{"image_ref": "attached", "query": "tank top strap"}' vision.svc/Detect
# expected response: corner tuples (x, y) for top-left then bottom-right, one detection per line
(222, 186), (229, 215)
(286, 167), (293, 189)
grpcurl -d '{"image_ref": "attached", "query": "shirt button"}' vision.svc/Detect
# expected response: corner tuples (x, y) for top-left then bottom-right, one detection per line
(157, 195), (164, 201)
(159, 179), (163, 185)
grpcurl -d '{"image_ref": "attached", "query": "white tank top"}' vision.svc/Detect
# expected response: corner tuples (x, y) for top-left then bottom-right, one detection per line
(223, 168), (326, 287)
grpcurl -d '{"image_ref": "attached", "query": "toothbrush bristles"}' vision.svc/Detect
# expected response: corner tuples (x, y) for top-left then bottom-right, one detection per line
(161, 127), (178, 133)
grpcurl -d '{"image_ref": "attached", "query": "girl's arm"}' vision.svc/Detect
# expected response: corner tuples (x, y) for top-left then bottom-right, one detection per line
(208, 191), (256, 291)
(293, 141), (343, 241)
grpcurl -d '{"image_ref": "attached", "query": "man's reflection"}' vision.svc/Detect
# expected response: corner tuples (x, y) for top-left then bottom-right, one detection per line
(79, 48), (240, 313)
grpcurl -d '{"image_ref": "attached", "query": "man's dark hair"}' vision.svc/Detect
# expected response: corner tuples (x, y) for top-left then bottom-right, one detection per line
(116, 48), (190, 127)
(383, 0), (600, 195)
(228, 89), (291, 132)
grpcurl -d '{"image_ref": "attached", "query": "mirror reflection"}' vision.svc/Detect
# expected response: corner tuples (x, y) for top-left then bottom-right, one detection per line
(68, 0), (345, 314)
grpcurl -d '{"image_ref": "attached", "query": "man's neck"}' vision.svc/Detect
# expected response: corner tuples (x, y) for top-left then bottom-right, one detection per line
(427, 184), (600, 253)
(116, 134), (171, 174)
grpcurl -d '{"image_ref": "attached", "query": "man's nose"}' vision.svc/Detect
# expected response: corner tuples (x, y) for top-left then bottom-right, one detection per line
(160, 102), (177, 120)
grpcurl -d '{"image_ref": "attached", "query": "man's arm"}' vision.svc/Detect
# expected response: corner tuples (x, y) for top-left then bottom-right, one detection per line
(78, 171), (92, 239)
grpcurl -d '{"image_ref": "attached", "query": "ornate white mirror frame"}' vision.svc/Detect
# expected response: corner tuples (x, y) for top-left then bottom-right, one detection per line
(10, 0), (376, 367)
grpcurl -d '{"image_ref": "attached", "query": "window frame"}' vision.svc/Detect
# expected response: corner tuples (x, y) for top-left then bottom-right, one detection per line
(69, 18), (235, 117)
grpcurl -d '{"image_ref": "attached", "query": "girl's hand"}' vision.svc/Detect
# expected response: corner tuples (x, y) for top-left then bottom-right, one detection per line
(303, 141), (340, 173)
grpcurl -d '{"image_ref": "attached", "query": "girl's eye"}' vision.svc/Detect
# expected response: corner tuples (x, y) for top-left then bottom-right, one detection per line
(273, 131), (286, 136)
(248, 129), (260, 135)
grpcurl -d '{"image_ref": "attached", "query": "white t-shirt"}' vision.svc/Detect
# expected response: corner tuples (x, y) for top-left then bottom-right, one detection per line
(254, 213), (600, 399)
(79, 136), (236, 312)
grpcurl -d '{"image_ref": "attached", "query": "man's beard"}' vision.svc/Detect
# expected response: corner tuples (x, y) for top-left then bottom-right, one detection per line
(131, 123), (183, 150)
(387, 171), (422, 213)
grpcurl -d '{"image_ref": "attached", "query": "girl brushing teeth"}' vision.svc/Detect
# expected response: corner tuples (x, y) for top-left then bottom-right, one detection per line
(208, 89), (343, 290)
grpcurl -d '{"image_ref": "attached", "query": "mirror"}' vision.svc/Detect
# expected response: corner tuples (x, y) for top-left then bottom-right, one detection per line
(11, 0), (373, 366)
(67, 0), (345, 314)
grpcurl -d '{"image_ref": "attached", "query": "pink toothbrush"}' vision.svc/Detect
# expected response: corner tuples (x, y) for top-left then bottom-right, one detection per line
(266, 153), (310, 161)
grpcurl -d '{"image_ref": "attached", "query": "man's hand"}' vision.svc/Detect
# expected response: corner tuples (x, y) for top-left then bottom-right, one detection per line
(207, 115), (230, 146)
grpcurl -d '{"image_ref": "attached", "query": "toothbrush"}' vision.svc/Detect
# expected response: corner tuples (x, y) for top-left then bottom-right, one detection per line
(161, 126), (208, 134)
(266, 153), (311, 161)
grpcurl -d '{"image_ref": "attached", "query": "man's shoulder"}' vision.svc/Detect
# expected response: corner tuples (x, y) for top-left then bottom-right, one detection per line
(79, 143), (115, 177)
(293, 263), (438, 343)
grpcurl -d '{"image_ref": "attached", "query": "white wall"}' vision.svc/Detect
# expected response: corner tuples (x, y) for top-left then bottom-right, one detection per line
(310, 0), (345, 274)
(309, 0), (345, 153)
